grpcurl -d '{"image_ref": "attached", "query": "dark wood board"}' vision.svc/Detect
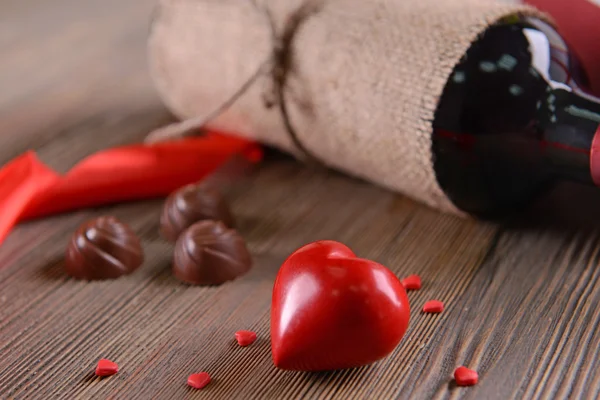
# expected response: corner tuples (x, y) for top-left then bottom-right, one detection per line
(2, 1), (600, 399)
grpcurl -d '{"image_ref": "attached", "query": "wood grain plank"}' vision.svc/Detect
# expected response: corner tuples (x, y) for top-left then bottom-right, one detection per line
(0, 160), (496, 399)
(392, 227), (600, 400)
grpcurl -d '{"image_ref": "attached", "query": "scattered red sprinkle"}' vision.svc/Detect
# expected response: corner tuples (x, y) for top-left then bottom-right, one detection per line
(423, 300), (444, 313)
(454, 366), (478, 386)
(401, 274), (422, 290)
(235, 330), (257, 347)
(187, 372), (211, 390)
(95, 359), (118, 377)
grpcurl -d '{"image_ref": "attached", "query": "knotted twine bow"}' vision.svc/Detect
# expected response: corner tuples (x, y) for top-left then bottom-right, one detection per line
(145, 0), (324, 167)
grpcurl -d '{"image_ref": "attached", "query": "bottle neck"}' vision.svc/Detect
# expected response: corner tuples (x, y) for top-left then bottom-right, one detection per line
(430, 18), (600, 216)
(539, 87), (600, 185)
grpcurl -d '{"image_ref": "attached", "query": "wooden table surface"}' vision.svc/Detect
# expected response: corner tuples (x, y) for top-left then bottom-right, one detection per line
(2, 1), (600, 399)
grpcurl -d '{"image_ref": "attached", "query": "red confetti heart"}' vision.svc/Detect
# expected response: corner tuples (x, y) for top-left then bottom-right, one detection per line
(187, 372), (211, 390)
(235, 330), (257, 347)
(95, 359), (118, 377)
(454, 366), (478, 386)
(422, 300), (444, 313)
(271, 240), (410, 371)
(401, 274), (421, 290)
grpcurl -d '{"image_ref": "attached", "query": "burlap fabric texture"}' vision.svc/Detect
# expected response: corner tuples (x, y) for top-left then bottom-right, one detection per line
(147, 0), (549, 215)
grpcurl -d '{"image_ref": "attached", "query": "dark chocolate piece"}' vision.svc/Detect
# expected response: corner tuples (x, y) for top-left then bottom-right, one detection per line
(173, 220), (251, 285)
(160, 183), (234, 242)
(65, 216), (144, 280)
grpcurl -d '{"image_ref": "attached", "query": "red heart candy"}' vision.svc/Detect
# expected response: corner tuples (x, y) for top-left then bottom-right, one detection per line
(271, 240), (410, 371)
(423, 300), (444, 313)
(454, 366), (478, 386)
(235, 330), (257, 347)
(187, 372), (211, 389)
(401, 274), (422, 290)
(95, 359), (118, 377)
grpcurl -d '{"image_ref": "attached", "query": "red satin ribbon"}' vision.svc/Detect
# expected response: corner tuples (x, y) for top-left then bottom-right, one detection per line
(0, 133), (261, 247)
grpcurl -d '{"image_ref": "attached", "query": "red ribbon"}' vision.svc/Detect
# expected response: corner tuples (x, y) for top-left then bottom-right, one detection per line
(0, 133), (261, 247)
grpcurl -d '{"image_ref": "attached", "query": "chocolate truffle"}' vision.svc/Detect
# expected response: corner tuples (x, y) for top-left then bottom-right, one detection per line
(173, 220), (251, 285)
(65, 216), (144, 280)
(160, 183), (235, 242)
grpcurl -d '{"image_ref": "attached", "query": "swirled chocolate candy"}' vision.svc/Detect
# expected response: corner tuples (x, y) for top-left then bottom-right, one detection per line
(160, 183), (235, 242)
(173, 220), (251, 285)
(65, 216), (144, 280)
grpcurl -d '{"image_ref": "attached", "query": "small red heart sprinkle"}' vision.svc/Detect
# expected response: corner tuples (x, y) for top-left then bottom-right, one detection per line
(423, 300), (444, 313)
(454, 366), (478, 386)
(95, 359), (118, 377)
(187, 372), (211, 390)
(401, 274), (422, 290)
(235, 330), (257, 347)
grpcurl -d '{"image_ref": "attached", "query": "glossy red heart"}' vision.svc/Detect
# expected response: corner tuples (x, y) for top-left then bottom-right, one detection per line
(271, 240), (410, 371)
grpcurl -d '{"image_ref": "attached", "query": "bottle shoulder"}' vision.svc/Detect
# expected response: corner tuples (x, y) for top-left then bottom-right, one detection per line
(431, 20), (593, 216)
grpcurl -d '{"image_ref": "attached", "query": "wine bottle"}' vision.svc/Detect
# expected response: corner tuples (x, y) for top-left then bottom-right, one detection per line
(432, 17), (600, 217)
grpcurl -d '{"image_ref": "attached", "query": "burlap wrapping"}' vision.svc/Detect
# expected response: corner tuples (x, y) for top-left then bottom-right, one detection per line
(147, 0), (549, 215)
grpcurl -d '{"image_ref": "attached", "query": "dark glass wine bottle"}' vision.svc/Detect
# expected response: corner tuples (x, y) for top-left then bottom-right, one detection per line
(432, 17), (600, 217)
